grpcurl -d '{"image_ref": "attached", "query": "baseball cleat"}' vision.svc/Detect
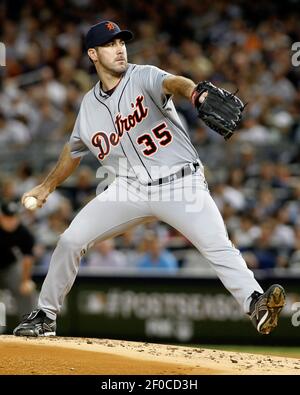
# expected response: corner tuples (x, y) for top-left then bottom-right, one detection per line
(13, 309), (56, 337)
(249, 284), (286, 335)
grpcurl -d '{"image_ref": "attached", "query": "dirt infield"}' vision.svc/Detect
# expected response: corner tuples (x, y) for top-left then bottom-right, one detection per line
(1, 336), (300, 375)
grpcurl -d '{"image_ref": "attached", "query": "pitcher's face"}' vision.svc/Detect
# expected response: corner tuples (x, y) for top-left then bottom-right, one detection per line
(89, 38), (128, 76)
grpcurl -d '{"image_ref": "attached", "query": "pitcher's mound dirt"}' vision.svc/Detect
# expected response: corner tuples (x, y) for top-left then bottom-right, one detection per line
(1, 336), (300, 375)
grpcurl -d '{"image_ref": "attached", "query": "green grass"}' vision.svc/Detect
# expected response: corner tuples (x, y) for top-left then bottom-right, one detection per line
(197, 345), (300, 358)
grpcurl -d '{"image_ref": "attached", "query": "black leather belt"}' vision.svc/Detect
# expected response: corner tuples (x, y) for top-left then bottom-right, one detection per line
(147, 161), (200, 187)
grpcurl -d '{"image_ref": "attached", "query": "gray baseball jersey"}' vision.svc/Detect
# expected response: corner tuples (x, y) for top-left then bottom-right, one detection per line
(69, 64), (200, 182)
(34, 63), (264, 324)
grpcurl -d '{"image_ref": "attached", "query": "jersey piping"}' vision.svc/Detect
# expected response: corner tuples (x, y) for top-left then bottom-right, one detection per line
(117, 68), (153, 181)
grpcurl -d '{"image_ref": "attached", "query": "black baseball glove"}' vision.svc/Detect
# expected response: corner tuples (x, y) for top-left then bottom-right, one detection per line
(191, 81), (245, 140)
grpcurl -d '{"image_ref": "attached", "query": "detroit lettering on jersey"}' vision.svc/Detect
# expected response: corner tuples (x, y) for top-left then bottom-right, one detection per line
(69, 64), (200, 182)
(91, 95), (148, 160)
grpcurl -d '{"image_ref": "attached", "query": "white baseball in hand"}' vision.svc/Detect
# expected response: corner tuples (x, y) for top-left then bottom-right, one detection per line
(24, 196), (38, 210)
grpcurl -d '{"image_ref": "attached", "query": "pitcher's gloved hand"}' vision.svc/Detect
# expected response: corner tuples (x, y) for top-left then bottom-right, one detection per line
(191, 81), (245, 140)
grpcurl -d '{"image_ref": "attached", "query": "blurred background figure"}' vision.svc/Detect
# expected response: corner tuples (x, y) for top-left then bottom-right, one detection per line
(33, 204), (71, 269)
(86, 239), (127, 269)
(63, 166), (95, 211)
(0, 201), (37, 318)
(137, 232), (178, 273)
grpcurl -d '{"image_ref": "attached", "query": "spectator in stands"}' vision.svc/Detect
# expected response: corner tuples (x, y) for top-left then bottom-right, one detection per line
(86, 239), (127, 269)
(34, 207), (70, 268)
(0, 200), (37, 318)
(0, 178), (18, 202)
(252, 221), (278, 270)
(0, 111), (31, 146)
(137, 232), (178, 273)
(290, 226), (300, 268)
(233, 215), (260, 250)
(65, 166), (95, 211)
(15, 162), (37, 198)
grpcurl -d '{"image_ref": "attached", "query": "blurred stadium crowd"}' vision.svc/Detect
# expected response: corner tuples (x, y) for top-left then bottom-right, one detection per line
(1, 0), (300, 273)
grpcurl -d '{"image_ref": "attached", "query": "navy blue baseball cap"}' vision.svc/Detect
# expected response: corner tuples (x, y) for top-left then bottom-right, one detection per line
(0, 200), (21, 216)
(85, 21), (133, 49)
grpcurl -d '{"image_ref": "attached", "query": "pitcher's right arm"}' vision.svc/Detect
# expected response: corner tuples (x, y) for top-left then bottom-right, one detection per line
(22, 143), (81, 208)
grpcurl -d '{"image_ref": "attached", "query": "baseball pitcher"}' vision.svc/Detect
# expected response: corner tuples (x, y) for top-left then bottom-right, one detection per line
(14, 21), (285, 337)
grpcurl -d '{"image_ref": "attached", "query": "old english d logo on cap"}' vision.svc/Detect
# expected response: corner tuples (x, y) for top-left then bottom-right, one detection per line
(105, 22), (116, 31)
